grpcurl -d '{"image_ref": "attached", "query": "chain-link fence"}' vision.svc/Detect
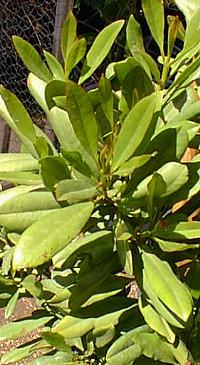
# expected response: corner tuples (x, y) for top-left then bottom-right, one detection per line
(0, 0), (59, 151)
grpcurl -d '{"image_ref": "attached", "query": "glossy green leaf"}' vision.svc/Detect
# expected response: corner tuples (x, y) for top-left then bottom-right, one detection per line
(0, 185), (40, 206)
(12, 36), (52, 82)
(53, 297), (135, 338)
(2, 248), (14, 276)
(0, 153), (38, 172)
(183, 9), (200, 50)
(0, 172), (42, 185)
(0, 209), (60, 233)
(116, 240), (133, 276)
(166, 54), (200, 103)
(0, 316), (52, 340)
(79, 20), (124, 85)
(65, 38), (87, 78)
(60, 11), (77, 63)
(141, 0), (164, 53)
(134, 332), (188, 365)
(92, 324), (115, 348)
(1, 342), (36, 364)
(48, 108), (98, 176)
(112, 92), (160, 171)
(0, 190), (59, 214)
(153, 236), (200, 252)
(43, 50), (65, 80)
(147, 172), (166, 217)
(139, 296), (175, 343)
(55, 179), (97, 204)
(114, 154), (154, 177)
(66, 81), (98, 159)
(53, 230), (113, 268)
(142, 270), (186, 329)
(141, 250), (193, 322)
(154, 222), (200, 241)
(40, 156), (70, 190)
(12, 202), (94, 269)
(0, 86), (37, 157)
(41, 332), (70, 352)
(0, 190), (60, 232)
(61, 150), (94, 179)
(30, 351), (73, 365)
(131, 162), (188, 201)
(126, 14), (145, 54)
(4, 288), (20, 319)
(174, 0), (200, 22)
(22, 274), (43, 299)
(45, 80), (66, 110)
(98, 77), (113, 129)
(27, 73), (48, 113)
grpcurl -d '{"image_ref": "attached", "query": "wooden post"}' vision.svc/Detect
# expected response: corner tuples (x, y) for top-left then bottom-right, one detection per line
(53, 0), (74, 61)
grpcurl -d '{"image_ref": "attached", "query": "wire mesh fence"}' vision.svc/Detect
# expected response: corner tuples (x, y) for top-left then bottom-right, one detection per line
(0, 0), (58, 152)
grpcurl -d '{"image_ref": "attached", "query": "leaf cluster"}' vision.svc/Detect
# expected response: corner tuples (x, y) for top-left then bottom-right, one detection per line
(0, 1), (200, 364)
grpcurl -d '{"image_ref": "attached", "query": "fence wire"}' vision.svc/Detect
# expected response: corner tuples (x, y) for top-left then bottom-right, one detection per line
(0, 0), (57, 151)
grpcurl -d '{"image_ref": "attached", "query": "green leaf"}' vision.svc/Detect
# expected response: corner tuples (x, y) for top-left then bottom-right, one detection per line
(141, 0), (164, 53)
(41, 332), (71, 352)
(126, 14), (145, 54)
(43, 50), (65, 80)
(112, 92), (160, 171)
(98, 77), (113, 129)
(27, 73), (48, 114)
(1, 342), (36, 364)
(0, 86), (38, 157)
(174, 0), (200, 22)
(22, 274), (43, 299)
(4, 288), (20, 319)
(40, 156), (71, 190)
(134, 332), (188, 365)
(114, 154), (154, 177)
(30, 351), (73, 365)
(52, 230), (113, 268)
(147, 172), (166, 218)
(116, 240), (133, 276)
(47, 108), (98, 177)
(0, 190), (60, 232)
(12, 202), (94, 269)
(61, 150), (94, 179)
(79, 20), (124, 85)
(0, 316), (52, 340)
(92, 324), (115, 348)
(153, 237), (200, 252)
(60, 11), (77, 63)
(2, 248), (14, 276)
(183, 9), (200, 50)
(45, 80), (66, 110)
(141, 250), (193, 322)
(0, 153), (38, 172)
(106, 326), (150, 365)
(65, 38), (87, 78)
(0, 172), (42, 185)
(55, 179), (97, 204)
(153, 222), (200, 241)
(66, 81), (98, 159)
(139, 296), (175, 343)
(0, 190), (59, 214)
(12, 36), (52, 82)
(131, 162), (188, 202)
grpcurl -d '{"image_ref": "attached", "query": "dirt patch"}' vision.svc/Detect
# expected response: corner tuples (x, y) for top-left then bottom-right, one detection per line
(0, 298), (40, 365)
